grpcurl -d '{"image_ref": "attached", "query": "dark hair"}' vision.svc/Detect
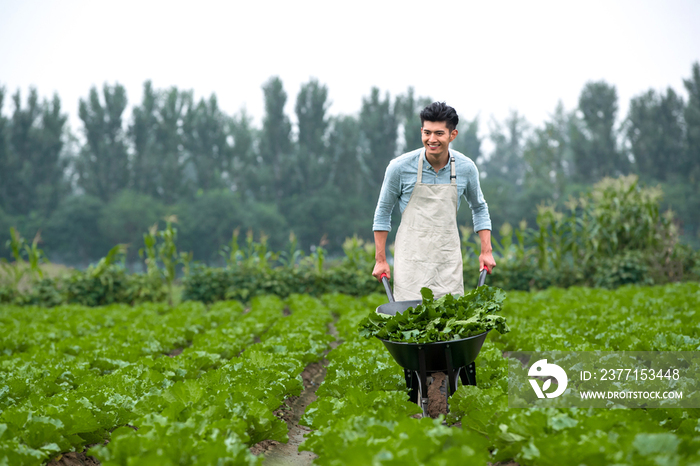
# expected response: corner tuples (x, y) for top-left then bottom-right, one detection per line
(420, 102), (459, 131)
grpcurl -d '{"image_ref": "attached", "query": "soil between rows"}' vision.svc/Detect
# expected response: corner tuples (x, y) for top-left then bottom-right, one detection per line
(249, 322), (341, 464)
(46, 452), (100, 466)
(44, 318), (518, 465)
(250, 361), (327, 464)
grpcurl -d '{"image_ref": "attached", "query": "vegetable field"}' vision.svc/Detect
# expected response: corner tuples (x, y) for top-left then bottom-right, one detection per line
(2, 282), (700, 465)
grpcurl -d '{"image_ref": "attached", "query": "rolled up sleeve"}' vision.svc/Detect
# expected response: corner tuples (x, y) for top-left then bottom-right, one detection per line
(464, 163), (492, 232)
(372, 162), (401, 231)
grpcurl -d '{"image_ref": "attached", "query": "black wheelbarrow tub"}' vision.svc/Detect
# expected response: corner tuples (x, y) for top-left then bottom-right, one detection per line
(374, 269), (490, 373)
(377, 332), (488, 372)
(375, 299), (489, 371)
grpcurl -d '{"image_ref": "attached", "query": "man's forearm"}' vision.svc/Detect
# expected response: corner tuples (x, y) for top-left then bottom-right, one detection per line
(477, 229), (496, 272)
(374, 231), (389, 261)
(372, 231), (391, 280)
(477, 229), (492, 254)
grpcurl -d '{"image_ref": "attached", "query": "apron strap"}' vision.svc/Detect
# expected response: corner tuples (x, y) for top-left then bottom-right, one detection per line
(417, 152), (424, 184)
(418, 152), (457, 184)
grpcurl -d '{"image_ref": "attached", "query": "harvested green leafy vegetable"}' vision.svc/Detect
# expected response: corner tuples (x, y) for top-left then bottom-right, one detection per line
(358, 285), (509, 343)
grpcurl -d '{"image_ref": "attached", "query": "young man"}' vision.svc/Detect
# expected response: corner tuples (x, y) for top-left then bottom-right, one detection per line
(371, 102), (495, 301)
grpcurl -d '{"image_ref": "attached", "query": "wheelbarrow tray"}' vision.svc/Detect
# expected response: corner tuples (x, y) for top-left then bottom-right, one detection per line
(375, 299), (489, 371)
(378, 332), (488, 371)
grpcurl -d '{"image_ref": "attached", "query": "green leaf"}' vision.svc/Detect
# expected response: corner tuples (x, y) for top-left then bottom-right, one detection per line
(357, 285), (508, 343)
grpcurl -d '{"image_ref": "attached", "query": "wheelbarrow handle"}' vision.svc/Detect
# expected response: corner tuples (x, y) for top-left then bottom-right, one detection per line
(383, 270), (486, 302)
(476, 268), (489, 288)
(380, 273), (395, 303)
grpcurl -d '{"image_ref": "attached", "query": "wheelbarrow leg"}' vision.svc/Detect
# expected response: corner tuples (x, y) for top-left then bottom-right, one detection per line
(418, 347), (428, 415)
(444, 346), (456, 409)
(405, 369), (419, 404)
(459, 361), (477, 386)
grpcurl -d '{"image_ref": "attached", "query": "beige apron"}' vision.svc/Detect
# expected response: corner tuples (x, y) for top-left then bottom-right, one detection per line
(393, 151), (464, 301)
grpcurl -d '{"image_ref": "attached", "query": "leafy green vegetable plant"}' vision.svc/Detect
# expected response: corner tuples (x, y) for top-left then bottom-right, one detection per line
(358, 286), (509, 343)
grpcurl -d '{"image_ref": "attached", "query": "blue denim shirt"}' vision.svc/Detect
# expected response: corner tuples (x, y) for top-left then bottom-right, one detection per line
(372, 148), (492, 232)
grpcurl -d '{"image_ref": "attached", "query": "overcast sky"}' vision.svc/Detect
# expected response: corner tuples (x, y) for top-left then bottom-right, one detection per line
(1, 0), (699, 139)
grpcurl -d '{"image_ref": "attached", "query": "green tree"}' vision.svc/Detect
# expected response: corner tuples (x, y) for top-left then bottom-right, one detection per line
(182, 94), (231, 191)
(228, 109), (258, 197)
(626, 88), (685, 181)
(359, 88), (398, 192)
(98, 190), (165, 262)
(451, 116), (482, 163)
(484, 111), (529, 186)
(158, 87), (193, 203)
(129, 83), (193, 204)
(683, 62), (700, 183)
(130, 81), (160, 197)
(294, 78), (330, 195)
(327, 115), (362, 196)
(76, 83), (130, 202)
(0, 87), (12, 214)
(2, 88), (68, 215)
(176, 190), (288, 262)
(473, 112), (530, 231)
(679, 61), (700, 245)
(395, 87), (431, 153)
(259, 76), (292, 201)
(522, 102), (571, 201)
(45, 195), (108, 264)
(285, 184), (366, 251)
(570, 81), (627, 182)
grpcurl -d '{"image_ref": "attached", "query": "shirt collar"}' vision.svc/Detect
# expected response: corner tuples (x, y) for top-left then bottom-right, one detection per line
(421, 149), (452, 172)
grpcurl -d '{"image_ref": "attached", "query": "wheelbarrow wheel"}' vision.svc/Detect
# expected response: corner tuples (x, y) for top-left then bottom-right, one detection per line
(426, 372), (449, 418)
(424, 363), (477, 418)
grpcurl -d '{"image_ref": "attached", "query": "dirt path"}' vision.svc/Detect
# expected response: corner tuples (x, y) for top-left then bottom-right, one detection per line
(46, 452), (99, 466)
(45, 316), (518, 465)
(250, 361), (326, 464)
(250, 322), (340, 465)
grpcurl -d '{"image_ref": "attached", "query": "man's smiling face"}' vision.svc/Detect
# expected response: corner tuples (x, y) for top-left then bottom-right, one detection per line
(421, 120), (458, 161)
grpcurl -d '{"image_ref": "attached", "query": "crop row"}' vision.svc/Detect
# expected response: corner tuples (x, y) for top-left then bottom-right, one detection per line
(299, 293), (493, 464)
(3, 283), (700, 465)
(446, 282), (700, 465)
(0, 295), (334, 465)
(491, 283), (700, 352)
(297, 284), (700, 465)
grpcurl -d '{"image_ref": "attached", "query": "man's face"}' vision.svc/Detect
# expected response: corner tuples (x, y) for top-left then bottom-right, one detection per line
(421, 121), (458, 160)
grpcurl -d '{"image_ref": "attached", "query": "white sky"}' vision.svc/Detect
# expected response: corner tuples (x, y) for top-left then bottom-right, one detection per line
(1, 0), (699, 139)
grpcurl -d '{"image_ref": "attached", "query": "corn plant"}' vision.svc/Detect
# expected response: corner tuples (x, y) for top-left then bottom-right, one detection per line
(180, 250), (193, 277)
(279, 231), (304, 269)
(513, 220), (529, 262)
(306, 234), (329, 275)
(492, 223), (513, 261)
(254, 232), (278, 270)
(89, 244), (128, 279)
(1, 228), (48, 290)
(158, 216), (179, 304)
(238, 230), (278, 272)
(535, 203), (567, 270)
(220, 229), (280, 272)
(1, 228), (26, 288)
(341, 234), (374, 270)
(138, 217), (193, 305)
(25, 231), (47, 280)
(139, 223), (159, 279)
(219, 228), (242, 268)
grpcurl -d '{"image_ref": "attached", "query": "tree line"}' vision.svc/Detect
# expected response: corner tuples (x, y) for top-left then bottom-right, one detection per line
(1, 63), (699, 266)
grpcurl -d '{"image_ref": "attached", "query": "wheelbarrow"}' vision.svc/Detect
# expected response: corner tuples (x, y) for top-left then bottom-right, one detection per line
(376, 269), (490, 415)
